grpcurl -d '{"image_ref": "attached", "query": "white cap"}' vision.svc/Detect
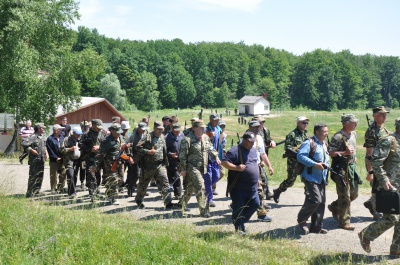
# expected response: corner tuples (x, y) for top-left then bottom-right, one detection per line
(121, 121), (130, 130)
(296, 116), (309, 122)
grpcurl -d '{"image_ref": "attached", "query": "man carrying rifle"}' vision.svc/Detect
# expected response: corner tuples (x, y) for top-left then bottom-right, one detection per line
(273, 116), (309, 203)
(297, 123), (330, 235)
(364, 106), (390, 220)
(328, 114), (360, 230)
(91, 123), (131, 205)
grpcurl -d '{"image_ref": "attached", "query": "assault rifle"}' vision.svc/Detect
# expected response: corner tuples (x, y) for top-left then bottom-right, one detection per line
(111, 145), (130, 172)
(284, 147), (347, 187)
(366, 114), (371, 127)
(266, 139), (285, 150)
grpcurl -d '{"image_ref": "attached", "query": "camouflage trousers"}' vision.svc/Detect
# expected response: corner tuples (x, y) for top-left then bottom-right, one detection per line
(135, 166), (172, 206)
(102, 162), (123, 200)
(330, 173), (359, 226)
(257, 166), (268, 217)
(361, 214), (400, 253)
(180, 167), (209, 215)
(278, 158), (299, 192)
(26, 161), (45, 197)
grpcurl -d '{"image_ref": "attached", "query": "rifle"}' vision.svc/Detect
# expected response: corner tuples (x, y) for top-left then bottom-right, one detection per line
(285, 148), (347, 187)
(266, 139), (285, 150)
(111, 145), (130, 172)
(148, 114), (151, 125)
(230, 138), (234, 148)
(366, 114), (371, 127)
(236, 132), (240, 144)
(184, 120), (187, 130)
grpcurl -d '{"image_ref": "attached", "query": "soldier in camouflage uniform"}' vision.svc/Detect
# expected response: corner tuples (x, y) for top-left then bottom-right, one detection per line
(23, 123), (48, 198)
(79, 119), (106, 197)
(179, 120), (220, 217)
(327, 114), (360, 230)
(359, 118), (400, 255)
(273, 116), (309, 203)
(183, 117), (199, 136)
(252, 115), (276, 200)
(364, 106), (390, 220)
(91, 123), (131, 205)
(60, 127), (83, 197)
(135, 121), (173, 209)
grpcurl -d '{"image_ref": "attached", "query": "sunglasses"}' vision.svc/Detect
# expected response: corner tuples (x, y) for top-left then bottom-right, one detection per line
(302, 122), (309, 125)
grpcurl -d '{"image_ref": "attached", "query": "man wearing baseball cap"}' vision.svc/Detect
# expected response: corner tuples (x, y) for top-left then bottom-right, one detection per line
(274, 116), (310, 203)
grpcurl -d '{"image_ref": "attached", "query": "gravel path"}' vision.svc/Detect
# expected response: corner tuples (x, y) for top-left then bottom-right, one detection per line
(1, 161), (400, 263)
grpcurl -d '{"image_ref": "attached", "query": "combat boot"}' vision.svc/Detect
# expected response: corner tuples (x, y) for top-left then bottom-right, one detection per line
(358, 232), (371, 253)
(273, 189), (281, 203)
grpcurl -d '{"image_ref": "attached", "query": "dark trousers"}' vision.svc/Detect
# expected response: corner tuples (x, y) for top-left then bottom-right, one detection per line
(126, 163), (140, 188)
(66, 160), (79, 195)
(297, 180), (326, 231)
(26, 161), (45, 197)
(230, 188), (260, 231)
(167, 166), (182, 197)
(73, 158), (86, 184)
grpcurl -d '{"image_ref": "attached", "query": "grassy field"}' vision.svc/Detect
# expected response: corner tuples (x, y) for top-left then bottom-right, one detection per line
(0, 108), (397, 264)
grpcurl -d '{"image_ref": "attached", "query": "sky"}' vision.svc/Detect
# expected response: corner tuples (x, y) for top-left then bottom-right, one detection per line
(73, 0), (400, 56)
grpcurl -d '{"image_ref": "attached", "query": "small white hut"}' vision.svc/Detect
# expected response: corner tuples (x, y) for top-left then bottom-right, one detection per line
(238, 96), (270, 116)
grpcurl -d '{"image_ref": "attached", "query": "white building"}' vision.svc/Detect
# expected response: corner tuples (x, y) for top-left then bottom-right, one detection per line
(238, 96), (270, 116)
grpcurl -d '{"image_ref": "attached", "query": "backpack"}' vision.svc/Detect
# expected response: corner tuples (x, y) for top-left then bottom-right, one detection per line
(295, 137), (317, 175)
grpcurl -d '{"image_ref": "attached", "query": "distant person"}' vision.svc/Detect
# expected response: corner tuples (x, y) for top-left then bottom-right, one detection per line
(19, 120), (35, 164)
(59, 117), (71, 137)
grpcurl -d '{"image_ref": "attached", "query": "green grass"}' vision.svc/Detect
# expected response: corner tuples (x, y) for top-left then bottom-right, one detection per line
(0, 196), (379, 264)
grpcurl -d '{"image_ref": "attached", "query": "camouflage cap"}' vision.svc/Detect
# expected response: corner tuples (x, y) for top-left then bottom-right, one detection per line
(162, 116), (170, 121)
(109, 123), (123, 134)
(121, 121), (130, 130)
(210, 113), (220, 120)
(341, 114), (358, 123)
(193, 120), (206, 128)
(249, 120), (260, 127)
(242, 132), (256, 143)
(154, 121), (164, 129)
(395, 118), (400, 127)
(112, 116), (121, 123)
(190, 117), (199, 122)
(218, 120), (226, 127)
(92, 119), (103, 129)
(138, 122), (148, 130)
(251, 115), (265, 122)
(34, 123), (46, 130)
(173, 123), (181, 131)
(80, 121), (90, 127)
(373, 106), (390, 114)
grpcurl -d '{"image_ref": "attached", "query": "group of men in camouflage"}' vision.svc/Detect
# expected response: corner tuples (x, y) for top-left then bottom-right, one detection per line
(20, 105), (400, 255)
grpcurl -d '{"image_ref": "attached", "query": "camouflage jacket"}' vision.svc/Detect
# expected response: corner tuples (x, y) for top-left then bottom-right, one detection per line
(60, 135), (80, 168)
(22, 133), (47, 163)
(284, 127), (309, 160)
(136, 131), (168, 169)
(259, 127), (273, 148)
(93, 134), (128, 169)
(364, 121), (390, 148)
(179, 132), (218, 174)
(328, 130), (357, 168)
(371, 133), (400, 189)
(79, 128), (106, 160)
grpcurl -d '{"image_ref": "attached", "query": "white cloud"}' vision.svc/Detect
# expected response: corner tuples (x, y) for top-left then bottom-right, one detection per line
(76, 0), (103, 20)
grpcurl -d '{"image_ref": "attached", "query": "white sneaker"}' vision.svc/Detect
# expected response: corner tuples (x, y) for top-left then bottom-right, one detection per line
(112, 199), (120, 205)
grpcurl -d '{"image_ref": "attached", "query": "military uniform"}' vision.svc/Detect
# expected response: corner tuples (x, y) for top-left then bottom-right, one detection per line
(23, 124), (47, 197)
(179, 128), (219, 216)
(328, 126), (359, 227)
(79, 119), (106, 195)
(135, 128), (172, 207)
(278, 127), (309, 192)
(360, 132), (400, 254)
(60, 130), (81, 196)
(93, 129), (128, 201)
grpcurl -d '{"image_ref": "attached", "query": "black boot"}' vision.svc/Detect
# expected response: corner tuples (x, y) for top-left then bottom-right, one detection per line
(273, 189), (282, 203)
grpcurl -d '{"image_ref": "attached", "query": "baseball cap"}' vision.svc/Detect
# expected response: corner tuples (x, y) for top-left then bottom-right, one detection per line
(341, 114), (358, 123)
(249, 120), (260, 127)
(92, 119), (103, 129)
(53, 124), (64, 131)
(242, 132), (256, 142)
(109, 123), (123, 134)
(162, 116), (170, 121)
(154, 121), (164, 129)
(297, 116), (309, 122)
(72, 127), (83, 135)
(34, 123), (46, 130)
(173, 124), (181, 131)
(138, 122), (148, 130)
(193, 120), (206, 128)
(373, 106), (390, 114)
(218, 120), (226, 127)
(210, 113), (220, 120)
(121, 121), (130, 130)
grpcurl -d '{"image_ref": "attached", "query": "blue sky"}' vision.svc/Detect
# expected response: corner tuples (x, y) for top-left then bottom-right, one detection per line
(73, 0), (400, 56)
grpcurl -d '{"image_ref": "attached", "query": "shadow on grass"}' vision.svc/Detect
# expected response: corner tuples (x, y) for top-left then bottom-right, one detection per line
(253, 225), (302, 240)
(310, 252), (393, 265)
(196, 230), (233, 242)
